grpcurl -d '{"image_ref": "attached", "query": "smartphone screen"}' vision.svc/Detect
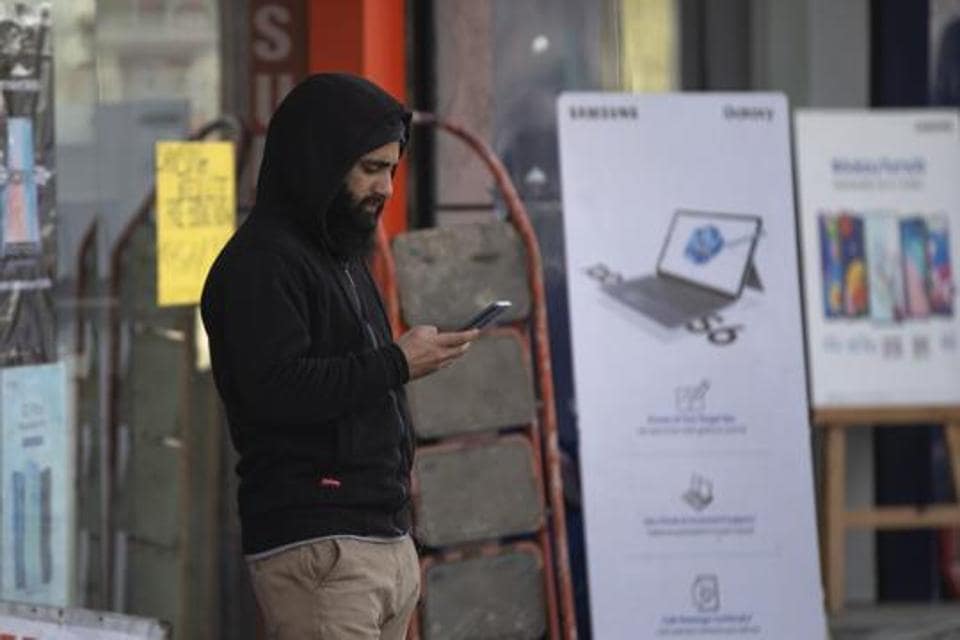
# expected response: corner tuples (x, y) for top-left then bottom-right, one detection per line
(818, 213), (844, 318)
(461, 300), (512, 330)
(866, 213), (905, 323)
(927, 214), (953, 316)
(901, 216), (931, 318)
(839, 213), (869, 317)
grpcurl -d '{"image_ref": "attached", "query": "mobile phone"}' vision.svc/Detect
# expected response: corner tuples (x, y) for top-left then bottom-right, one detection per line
(866, 213), (906, 323)
(839, 213), (869, 317)
(926, 214), (953, 316)
(460, 300), (512, 330)
(818, 214), (844, 318)
(900, 216), (931, 318)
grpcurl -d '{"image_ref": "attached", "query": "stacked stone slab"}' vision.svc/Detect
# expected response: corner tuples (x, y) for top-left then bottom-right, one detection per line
(394, 222), (552, 640)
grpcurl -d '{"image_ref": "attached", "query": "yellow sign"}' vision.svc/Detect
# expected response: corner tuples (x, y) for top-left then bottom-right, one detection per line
(620, 0), (676, 92)
(155, 141), (235, 306)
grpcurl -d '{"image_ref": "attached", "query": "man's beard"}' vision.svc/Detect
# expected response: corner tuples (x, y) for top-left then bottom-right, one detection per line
(324, 187), (385, 259)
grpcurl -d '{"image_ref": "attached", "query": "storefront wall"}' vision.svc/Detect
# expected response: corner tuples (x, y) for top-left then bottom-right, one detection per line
(0, 0), (912, 637)
(51, 1), (226, 637)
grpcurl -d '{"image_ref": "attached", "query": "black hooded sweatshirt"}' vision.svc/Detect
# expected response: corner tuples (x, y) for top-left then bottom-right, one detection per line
(200, 73), (414, 555)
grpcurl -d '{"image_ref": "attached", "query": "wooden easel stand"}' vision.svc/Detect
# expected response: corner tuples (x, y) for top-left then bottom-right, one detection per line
(815, 407), (960, 614)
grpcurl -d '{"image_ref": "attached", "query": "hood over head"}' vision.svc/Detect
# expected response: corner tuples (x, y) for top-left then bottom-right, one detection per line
(253, 73), (411, 250)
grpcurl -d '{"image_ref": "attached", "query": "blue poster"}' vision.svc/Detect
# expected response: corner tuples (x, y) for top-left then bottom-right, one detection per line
(0, 362), (72, 606)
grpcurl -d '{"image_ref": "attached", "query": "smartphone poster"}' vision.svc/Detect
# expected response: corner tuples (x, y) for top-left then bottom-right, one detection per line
(795, 110), (960, 407)
(0, 362), (73, 606)
(558, 93), (824, 638)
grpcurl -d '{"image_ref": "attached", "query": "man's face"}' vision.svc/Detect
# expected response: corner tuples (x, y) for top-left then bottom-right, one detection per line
(343, 141), (400, 229)
(324, 141), (400, 258)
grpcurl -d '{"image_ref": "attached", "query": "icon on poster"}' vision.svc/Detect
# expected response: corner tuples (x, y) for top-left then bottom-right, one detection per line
(684, 225), (726, 264)
(684, 313), (744, 346)
(691, 574), (721, 612)
(941, 332), (957, 352)
(882, 335), (905, 359)
(682, 474), (714, 512)
(675, 380), (710, 413)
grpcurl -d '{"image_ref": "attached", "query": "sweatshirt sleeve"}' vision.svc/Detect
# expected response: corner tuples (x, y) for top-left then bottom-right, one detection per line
(212, 250), (410, 425)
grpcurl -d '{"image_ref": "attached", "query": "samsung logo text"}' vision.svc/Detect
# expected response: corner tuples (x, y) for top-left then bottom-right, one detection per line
(568, 105), (638, 121)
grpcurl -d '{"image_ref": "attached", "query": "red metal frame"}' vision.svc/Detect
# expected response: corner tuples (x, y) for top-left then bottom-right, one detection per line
(102, 116), (253, 607)
(73, 220), (98, 357)
(377, 112), (578, 639)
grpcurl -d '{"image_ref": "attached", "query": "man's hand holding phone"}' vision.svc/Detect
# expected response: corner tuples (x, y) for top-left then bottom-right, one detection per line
(396, 301), (511, 380)
(397, 326), (479, 380)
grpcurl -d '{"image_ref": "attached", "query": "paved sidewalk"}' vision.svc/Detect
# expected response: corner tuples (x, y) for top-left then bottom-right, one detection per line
(830, 604), (960, 639)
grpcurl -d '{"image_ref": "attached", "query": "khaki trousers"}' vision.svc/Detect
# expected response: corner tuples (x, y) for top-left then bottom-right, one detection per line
(247, 536), (421, 640)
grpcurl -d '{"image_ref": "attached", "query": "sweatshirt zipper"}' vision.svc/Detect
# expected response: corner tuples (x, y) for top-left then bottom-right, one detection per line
(342, 263), (412, 496)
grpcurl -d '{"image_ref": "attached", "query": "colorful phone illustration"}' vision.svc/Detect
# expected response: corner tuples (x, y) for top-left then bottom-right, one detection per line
(818, 214), (844, 318)
(839, 213), (869, 317)
(926, 214), (954, 316)
(900, 217), (931, 318)
(866, 213), (906, 322)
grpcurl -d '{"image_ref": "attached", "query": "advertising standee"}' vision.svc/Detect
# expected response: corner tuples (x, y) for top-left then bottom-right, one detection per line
(0, 361), (72, 606)
(558, 92), (825, 638)
(796, 111), (960, 406)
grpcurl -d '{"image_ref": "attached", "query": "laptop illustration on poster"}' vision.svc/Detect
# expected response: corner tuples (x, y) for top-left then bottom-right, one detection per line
(601, 210), (763, 328)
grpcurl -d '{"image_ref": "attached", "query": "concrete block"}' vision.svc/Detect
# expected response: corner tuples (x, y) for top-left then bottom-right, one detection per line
(125, 541), (180, 633)
(118, 332), (183, 548)
(421, 546), (546, 640)
(393, 222), (530, 329)
(414, 436), (543, 547)
(407, 331), (535, 439)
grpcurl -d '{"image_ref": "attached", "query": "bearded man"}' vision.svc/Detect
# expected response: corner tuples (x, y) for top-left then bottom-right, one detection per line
(201, 73), (477, 639)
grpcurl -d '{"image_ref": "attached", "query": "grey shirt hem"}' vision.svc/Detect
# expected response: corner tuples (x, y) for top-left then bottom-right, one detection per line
(245, 532), (410, 562)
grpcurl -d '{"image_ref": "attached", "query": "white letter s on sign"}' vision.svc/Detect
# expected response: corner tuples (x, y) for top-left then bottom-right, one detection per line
(253, 5), (292, 62)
